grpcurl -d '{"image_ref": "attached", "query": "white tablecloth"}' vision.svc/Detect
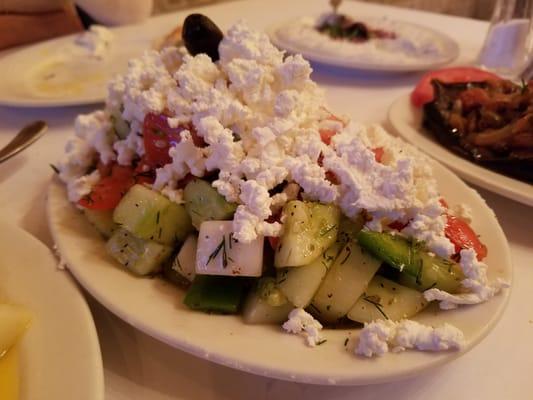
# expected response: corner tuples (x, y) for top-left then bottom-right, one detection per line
(1, 1), (531, 398)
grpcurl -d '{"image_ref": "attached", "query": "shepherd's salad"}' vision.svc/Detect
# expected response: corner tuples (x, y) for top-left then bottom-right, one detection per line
(56, 15), (508, 357)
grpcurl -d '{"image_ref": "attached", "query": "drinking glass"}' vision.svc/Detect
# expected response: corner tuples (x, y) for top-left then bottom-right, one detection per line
(477, 0), (533, 78)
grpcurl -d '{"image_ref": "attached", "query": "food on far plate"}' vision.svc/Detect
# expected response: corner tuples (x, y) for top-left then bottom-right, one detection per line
(0, 301), (32, 400)
(29, 25), (115, 99)
(412, 67), (533, 183)
(316, 12), (396, 42)
(55, 15), (508, 358)
(272, 11), (455, 67)
(410, 67), (501, 108)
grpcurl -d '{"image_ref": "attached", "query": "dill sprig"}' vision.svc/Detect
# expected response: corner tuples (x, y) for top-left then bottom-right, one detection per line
(363, 295), (389, 320)
(49, 164), (59, 174)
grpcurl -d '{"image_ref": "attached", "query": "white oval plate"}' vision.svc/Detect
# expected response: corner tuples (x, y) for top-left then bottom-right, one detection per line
(0, 220), (103, 400)
(0, 25), (153, 107)
(268, 17), (459, 72)
(388, 94), (533, 207)
(47, 167), (511, 385)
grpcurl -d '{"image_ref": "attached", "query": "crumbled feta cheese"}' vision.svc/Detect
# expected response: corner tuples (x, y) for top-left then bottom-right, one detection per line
(356, 319), (465, 357)
(282, 308), (325, 347)
(450, 203), (473, 223)
(75, 25), (114, 58)
(424, 248), (510, 309)
(58, 110), (114, 200)
(67, 170), (100, 203)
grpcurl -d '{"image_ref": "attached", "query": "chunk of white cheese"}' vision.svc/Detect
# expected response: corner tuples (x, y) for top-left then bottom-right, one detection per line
(196, 221), (264, 276)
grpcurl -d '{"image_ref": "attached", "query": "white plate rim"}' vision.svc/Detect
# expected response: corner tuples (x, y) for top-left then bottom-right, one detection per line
(0, 220), (104, 400)
(388, 94), (533, 207)
(46, 165), (512, 385)
(267, 18), (459, 72)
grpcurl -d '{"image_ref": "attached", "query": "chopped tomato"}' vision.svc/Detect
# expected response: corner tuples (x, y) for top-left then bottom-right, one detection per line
(267, 236), (279, 250)
(411, 67), (501, 108)
(78, 164), (154, 210)
(142, 114), (205, 169)
(325, 170), (339, 185)
(388, 220), (408, 231)
(79, 165), (136, 210)
(319, 128), (336, 145)
(96, 161), (113, 177)
(445, 215), (488, 260)
(372, 147), (384, 163)
(177, 173), (196, 189)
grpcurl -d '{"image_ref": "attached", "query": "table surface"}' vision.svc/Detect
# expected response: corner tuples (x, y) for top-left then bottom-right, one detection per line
(1, 1), (532, 399)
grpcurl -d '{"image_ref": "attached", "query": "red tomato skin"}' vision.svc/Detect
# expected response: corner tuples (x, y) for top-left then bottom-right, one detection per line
(143, 113), (185, 168)
(445, 215), (488, 261)
(268, 236), (279, 250)
(319, 129), (336, 145)
(78, 174), (134, 210)
(78, 164), (153, 210)
(410, 67), (501, 108)
(372, 147), (384, 163)
(142, 114), (205, 169)
(388, 220), (408, 231)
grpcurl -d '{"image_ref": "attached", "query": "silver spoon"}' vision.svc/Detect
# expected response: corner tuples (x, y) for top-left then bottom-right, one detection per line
(0, 121), (47, 164)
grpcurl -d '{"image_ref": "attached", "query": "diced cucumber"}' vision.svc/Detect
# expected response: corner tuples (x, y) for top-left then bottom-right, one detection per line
(242, 277), (294, 324)
(183, 275), (248, 314)
(106, 228), (173, 276)
(183, 179), (237, 229)
(196, 221), (264, 277)
(113, 184), (193, 245)
(357, 230), (463, 293)
(347, 275), (428, 323)
(174, 235), (197, 282)
(83, 208), (117, 238)
(162, 235), (198, 287)
(111, 111), (130, 139)
(274, 201), (340, 268)
(310, 240), (381, 324)
(276, 241), (342, 308)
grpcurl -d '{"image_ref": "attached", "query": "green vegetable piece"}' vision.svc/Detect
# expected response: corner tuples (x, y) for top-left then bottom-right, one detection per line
(111, 112), (130, 139)
(357, 230), (464, 293)
(183, 275), (248, 314)
(83, 208), (117, 238)
(106, 228), (173, 276)
(310, 239), (381, 324)
(113, 184), (193, 245)
(183, 179), (237, 229)
(347, 275), (428, 323)
(274, 200), (341, 268)
(276, 241), (342, 308)
(242, 277), (293, 325)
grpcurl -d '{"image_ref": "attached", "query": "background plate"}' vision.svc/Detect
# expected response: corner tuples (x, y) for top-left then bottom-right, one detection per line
(0, 25), (155, 107)
(47, 161), (511, 385)
(268, 18), (459, 72)
(388, 94), (533, 207)
(0, 220), (103, 400)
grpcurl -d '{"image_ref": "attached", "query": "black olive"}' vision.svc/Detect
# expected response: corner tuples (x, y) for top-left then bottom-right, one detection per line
(182, 14), (223, 61)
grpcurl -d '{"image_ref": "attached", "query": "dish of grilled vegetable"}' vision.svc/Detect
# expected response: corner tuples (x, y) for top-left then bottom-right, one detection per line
(423, 77), (533, 183)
